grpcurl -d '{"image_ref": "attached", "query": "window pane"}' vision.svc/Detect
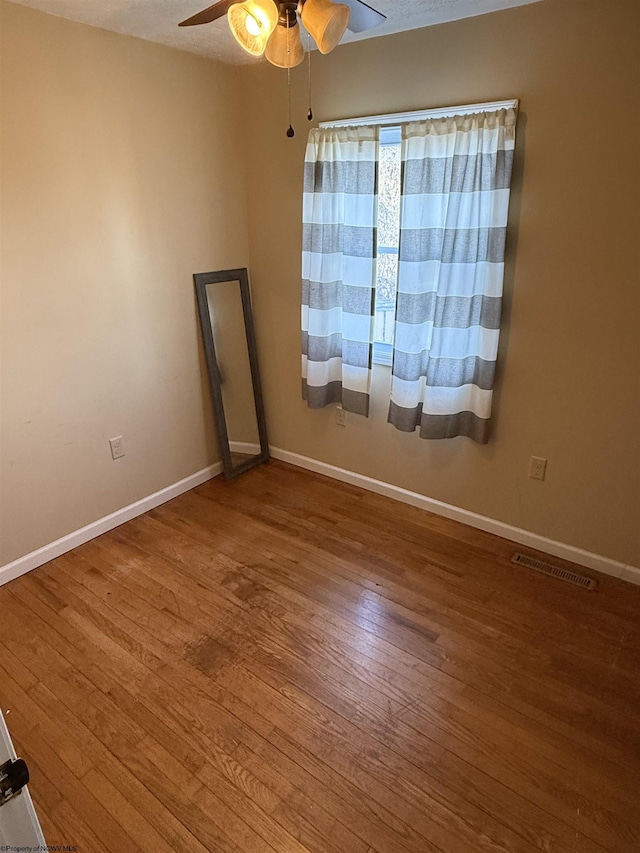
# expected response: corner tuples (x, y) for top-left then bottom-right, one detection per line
(375, 253), (397, 344)
(374, 303), (395, 345)
(375, 141), (400, 351)
(376, 251), (398, 303)
(373, 136), (400, 358)
(377, 143), (401, 249)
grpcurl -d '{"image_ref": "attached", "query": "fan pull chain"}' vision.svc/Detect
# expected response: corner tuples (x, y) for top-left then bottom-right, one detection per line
(286, 16), (295, 137)
(307, 33), (313, 121)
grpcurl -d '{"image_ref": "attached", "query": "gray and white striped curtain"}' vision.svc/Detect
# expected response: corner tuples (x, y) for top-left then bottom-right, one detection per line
(388, 108), (516, 443)
(302, 125), (378, 416)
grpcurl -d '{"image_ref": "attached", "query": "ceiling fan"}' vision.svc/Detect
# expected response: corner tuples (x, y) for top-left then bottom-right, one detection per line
(179, 0), (387, 68)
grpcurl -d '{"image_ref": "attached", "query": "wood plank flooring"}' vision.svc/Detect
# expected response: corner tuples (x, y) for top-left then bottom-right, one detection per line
(1, 459), (639, 853)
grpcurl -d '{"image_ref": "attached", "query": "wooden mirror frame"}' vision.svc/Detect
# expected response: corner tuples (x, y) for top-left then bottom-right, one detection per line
(194, 268), (269, 480)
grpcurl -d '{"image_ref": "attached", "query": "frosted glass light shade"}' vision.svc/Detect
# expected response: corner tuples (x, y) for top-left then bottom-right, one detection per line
(265, 21), (305, 68)
(301, 0), (349, 54)
(228, 0), (278, 56)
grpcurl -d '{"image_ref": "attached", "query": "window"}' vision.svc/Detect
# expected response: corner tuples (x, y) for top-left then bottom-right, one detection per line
(373, 126), (401, 366)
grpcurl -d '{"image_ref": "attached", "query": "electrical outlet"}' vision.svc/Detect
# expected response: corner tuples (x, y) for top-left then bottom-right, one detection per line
(109, 435), (125, 460)
(336, 405), (346, 426)
(529, 456), (547, 481)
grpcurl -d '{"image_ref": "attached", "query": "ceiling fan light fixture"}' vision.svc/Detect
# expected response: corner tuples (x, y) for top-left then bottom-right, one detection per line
(227, 0), (278, 56)
(300, 0), (350, 54)
(265, 17), (305, 68)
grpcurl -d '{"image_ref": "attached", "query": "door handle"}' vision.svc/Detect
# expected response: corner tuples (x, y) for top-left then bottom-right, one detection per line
(0, 758), (30, 806)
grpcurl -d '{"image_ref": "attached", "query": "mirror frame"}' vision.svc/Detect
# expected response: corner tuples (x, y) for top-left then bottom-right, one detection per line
(194, 268), (269, 480)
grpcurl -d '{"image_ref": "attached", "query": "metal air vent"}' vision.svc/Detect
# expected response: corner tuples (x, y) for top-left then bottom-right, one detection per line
(511, 553), (597, 590)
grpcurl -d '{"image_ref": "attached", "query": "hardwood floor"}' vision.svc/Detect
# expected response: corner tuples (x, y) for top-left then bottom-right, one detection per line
(1, 460), (639, 853)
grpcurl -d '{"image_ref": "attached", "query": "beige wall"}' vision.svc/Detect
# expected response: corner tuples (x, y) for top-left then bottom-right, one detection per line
(240, 0), (640, 567)
(0, 2), (250, 564)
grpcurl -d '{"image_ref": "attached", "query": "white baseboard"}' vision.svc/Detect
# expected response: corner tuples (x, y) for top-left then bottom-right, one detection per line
(2, 448), (638, 590)
(269, 447), (639, 586)
(229, 441), (262, 455)
(621, 564), (640, 586)
(0, 463), (223, 588)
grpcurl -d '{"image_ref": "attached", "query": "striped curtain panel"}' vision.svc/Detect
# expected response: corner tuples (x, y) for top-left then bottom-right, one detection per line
(388, 108), (517, 443)
(302, 125), (378, 416)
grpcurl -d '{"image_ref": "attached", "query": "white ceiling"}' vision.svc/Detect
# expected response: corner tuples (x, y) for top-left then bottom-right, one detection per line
(9, 0), (542, 64)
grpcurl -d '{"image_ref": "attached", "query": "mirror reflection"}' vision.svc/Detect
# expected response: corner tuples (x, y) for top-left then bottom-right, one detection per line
(194, 268), (269, 479)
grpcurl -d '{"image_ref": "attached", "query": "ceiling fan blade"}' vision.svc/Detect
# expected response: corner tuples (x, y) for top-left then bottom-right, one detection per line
(343, 0), (386, 33)
(179, 0), (236, 27)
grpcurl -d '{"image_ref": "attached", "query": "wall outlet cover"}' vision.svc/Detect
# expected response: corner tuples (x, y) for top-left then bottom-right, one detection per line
(109, 436), (125, 459)
(529, 456), (547, 480)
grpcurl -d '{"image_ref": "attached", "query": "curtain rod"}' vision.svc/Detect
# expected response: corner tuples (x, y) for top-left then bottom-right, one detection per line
(319, 99), (519, 128)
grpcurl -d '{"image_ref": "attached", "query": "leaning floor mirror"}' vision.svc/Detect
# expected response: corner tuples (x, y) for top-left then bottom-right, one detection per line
(194, 268), (269, 479)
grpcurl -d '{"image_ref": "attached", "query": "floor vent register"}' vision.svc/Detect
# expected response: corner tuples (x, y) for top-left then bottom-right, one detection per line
(511, 552), (597, 590)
